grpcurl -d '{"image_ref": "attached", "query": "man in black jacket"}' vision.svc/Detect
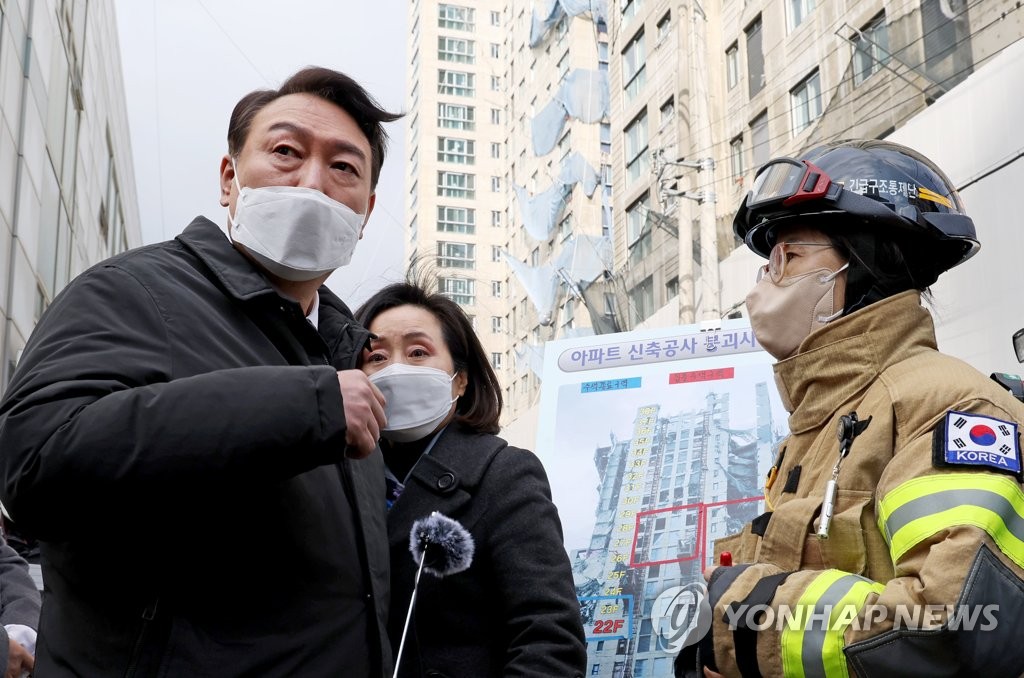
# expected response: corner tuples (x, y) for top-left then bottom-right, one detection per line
(0, 67), (400, 677)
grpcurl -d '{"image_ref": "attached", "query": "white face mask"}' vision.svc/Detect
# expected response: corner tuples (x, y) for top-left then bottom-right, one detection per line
(228, 161), (366, 281)
(369, 363), (459, 443)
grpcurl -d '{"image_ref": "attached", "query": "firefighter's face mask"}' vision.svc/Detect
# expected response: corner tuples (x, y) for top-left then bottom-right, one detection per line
(746, 247), (849, 360)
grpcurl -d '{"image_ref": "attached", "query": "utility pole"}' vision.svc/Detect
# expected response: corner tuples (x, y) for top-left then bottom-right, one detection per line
(691, 0), (721, 321)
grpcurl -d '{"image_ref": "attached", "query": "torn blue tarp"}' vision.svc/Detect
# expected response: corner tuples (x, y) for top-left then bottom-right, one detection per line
(513, 183), (572, 241)
(556, 69), (609, 123)
(529, 0), (562, 47)
(554, 234), (613, 284)
(513, 342), (546, 379)
(503, 253), (560, 324)
(529, 0), (609, 47)
(558, 152), (600, 197)
(532, 99), (569, 156)
(531, 69), (609, 155)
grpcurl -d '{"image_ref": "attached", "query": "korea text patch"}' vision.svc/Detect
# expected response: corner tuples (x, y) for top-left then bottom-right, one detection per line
(933, 410), (1022, 477)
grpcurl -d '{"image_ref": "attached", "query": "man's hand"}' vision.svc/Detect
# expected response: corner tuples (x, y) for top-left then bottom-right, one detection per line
(6, 638), (33, 678)
(337, 370), (386, 458)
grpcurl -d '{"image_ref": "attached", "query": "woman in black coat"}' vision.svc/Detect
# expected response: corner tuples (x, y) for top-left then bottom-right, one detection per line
(356, 282), (586, 678)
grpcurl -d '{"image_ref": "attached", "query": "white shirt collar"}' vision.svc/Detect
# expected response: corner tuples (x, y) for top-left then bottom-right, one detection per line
(305, 292), (320, 329)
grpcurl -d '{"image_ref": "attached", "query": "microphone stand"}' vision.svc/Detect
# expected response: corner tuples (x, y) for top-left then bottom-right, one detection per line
(392, 546), (429, 678)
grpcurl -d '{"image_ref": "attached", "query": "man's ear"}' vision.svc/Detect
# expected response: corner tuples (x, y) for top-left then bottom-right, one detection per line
(359, 193), (377, 239)
(219, 155), (235, 207)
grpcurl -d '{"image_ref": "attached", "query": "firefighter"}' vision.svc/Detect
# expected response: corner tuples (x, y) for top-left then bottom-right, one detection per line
(677, 139), (1024, 677)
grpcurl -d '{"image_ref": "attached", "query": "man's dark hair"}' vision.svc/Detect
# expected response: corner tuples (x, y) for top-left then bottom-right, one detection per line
(355, 282), (503, 435)
(227, 66), (403, 188)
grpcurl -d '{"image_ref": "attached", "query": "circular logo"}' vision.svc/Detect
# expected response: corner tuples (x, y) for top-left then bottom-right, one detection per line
(651, 582), (712, 653)
(969, 424), (997, 446)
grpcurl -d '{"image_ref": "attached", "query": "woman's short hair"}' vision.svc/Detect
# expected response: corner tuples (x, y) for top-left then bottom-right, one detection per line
(355, 282), (503, 434)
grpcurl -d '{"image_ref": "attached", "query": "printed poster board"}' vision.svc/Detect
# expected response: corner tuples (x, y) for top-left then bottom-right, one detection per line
(535, 320), (789, 677)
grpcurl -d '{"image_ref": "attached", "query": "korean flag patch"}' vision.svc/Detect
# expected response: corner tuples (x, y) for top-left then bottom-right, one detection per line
(933, 410), (1022, 477)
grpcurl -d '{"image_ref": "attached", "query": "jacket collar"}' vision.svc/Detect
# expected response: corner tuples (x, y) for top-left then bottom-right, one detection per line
(175, 216), (360, 325)
(773, 290), (937, 433)
(176, 216), (280, 302)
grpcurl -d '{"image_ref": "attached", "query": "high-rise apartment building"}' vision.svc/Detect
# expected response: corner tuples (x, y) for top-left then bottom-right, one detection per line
(403, 0), (511, 401)
(1, 0), (140, 393)
(404, 0), (615, 424)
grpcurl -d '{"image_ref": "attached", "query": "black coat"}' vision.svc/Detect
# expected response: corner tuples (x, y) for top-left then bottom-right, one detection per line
(0, 217), (391, 677)
(387, 424), (586, 678)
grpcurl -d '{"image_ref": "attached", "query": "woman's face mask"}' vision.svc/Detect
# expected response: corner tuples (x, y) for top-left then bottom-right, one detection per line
(369, 364), (458, 442)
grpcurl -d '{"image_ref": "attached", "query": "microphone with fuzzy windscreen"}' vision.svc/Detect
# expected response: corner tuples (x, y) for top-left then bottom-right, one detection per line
(392, 511), (474, 678)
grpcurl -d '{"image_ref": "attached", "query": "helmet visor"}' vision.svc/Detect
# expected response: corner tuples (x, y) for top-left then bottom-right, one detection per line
(747, 158), (837, 211)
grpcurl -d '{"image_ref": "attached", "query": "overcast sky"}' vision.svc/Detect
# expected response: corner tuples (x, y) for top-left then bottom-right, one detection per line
(114, 1), (409, 307)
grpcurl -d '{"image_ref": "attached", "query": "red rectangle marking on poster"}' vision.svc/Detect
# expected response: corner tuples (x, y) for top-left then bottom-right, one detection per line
(668, 367), (735, 384)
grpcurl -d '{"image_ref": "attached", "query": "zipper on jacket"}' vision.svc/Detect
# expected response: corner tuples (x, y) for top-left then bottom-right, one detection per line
(123, 598), (160, 678)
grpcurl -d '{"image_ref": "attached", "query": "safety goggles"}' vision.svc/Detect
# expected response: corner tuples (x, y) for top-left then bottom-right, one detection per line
(755, 242), (835, 283)
(747, 158), (843, 211)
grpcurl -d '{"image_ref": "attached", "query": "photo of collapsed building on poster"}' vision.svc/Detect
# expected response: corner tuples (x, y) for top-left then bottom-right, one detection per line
(535, 321), (788, 677)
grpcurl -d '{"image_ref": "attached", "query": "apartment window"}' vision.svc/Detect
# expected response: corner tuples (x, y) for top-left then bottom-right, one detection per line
(726, 43), (739, 90)
(485, 176), (498, 193)
(437, 206), (476, 233)
(438, 278), (476, 305)
(628, 275), (655, 323)
(437, 103), (475, 130)
(491, 10), (501, 26)
(660, 98), (674, 127)
(530, 248), (540, 266)
(626, 193), (652, 266)
(490, 75), (501, 91)
(666, 277), (679, 299)
(622, 0), (643, 26)
(491, 210), (502, 227)
(750, 111), (769, 168)
(490, 43), (500, 58)
(491, 316), (503, 333)
(438, 37), (475, 63)
(492, 245), (503, 262)
(562, 298), (575, 329)
(557, 130), (571, 161)
(491, 352), (503, 369)
(600, 123), (611, 154)
(622, 31), (646, 102)
(437, 137), (475, 164)
(789, 0), (816, 30)
(490, 108), (501, 125)
(437, 171), (476, 198)
(439, 4), (474, 31)
(559, 211), (572, 240)
(598, 41), (609, 72)
(745, 17), (765, 97)
(557, 50), (570, 81)
(437, 241), (476, 269)
(853, 13), (889, 86)
(657, 13), (671, 43)
(624, 110), (649, 184)
(492, 280), (503, 297)
(790, 70), (822, 134)
(438, 69), (475, 96)
(729, 135), (745, 179)
(490, 142), (501, 159)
